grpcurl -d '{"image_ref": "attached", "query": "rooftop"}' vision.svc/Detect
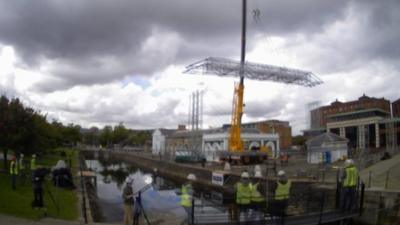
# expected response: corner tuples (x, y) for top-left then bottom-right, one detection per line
(306, 132), (348, 147)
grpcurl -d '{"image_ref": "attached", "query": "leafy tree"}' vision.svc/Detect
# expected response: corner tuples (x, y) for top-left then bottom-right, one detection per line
(292, 135), (306, 146)
(99, 126), (113, 147)
(112, 122), (129, 145)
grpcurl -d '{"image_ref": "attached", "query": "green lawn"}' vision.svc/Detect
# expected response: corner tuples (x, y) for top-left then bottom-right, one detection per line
(0, 148), (79, 220)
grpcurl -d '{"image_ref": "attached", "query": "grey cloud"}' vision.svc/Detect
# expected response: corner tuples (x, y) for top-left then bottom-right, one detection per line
(0, 0), (350, 91)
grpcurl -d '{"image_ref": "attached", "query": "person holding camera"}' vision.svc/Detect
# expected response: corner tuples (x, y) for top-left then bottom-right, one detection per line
(123, 176), (135, 225)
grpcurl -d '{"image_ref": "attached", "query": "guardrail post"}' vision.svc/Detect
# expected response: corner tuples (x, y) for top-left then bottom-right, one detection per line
(359, 183), (365, 216)
(318, 191), (325, 225)
(191, 198), (195, 225)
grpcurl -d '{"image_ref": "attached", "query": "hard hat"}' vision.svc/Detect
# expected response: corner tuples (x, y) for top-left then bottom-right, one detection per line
(125, 176), (134, 184)
(241, 172), (250, 179)
(32, 154), (36, 158)
(254, 171), (262, 178)
(254, 165), (261, 172)
(224, 162), (231, 171)
(20, 153), (24, 157)
(345, 159), (354, 166)
(278, 170), (286, 176)
(187, 173), (196, 181)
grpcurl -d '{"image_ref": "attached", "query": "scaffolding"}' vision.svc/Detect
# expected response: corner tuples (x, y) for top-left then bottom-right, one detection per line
(184, 57), (323, 87)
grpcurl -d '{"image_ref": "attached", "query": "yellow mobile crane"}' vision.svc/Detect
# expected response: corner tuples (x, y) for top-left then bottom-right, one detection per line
(184, 0), (322, 164)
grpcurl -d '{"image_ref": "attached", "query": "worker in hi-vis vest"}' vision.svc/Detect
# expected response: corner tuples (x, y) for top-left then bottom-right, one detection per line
(272, 170), (291, 224)
(30, 154), (37, 171)
(235, 172), (252, 221)
(10, 155), (18, 190)
(251, 171), (266, 220)
(19, 153), (26, 184)
(341, 159), (359, 211)
(181, 173), (196, 225)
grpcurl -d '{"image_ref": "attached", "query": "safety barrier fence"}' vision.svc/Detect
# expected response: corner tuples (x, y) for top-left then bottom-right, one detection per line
(187, 182), (365, 225)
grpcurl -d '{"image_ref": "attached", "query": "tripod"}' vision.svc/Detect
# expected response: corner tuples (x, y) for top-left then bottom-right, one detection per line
(133, 186), (151, 225)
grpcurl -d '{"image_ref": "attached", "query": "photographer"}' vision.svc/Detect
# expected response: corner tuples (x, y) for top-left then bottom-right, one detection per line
(32, 165), (50, 209)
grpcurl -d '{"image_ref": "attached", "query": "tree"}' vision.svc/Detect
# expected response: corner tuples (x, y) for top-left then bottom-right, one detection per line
(100, 126), (113, 147)
(292, 135), (306, 146)
(112, 122), (129, 145)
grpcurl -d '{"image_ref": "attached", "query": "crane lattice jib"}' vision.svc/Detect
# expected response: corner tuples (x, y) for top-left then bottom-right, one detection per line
(184, 57), (323, 87)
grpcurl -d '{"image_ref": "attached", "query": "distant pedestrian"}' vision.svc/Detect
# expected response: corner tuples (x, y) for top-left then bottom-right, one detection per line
(19, 153), (26, 184)
(32, 166), (46, 209)
(235, 172), (252, 222)
(341, 159), (359, 212)
(122, 176), (135, 225)
(251, 171), (266, 221)
(181, 173), (196, 225)
(31, 154), (37, 171)
(271, 170), (291, 225)
(201, 157), (206, 168)
(10, 155), (18, 190)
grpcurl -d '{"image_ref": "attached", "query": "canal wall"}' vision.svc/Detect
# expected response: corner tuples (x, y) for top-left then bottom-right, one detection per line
(82, 149), (330, 201)
(79, 153), (104, 223)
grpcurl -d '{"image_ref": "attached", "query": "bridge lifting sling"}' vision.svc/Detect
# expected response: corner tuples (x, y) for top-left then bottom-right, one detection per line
(184, 0), (322, 158)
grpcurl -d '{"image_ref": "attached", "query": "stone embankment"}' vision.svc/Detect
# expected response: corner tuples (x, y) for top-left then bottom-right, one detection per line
(82, 149), (323, 197)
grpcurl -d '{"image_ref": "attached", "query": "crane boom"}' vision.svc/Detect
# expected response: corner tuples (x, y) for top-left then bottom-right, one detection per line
(230, 82), (244, 152)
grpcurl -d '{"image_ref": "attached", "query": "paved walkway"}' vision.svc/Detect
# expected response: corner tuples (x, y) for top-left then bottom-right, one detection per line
(0, 214), (124, 225)
(0, 214), (81, 225)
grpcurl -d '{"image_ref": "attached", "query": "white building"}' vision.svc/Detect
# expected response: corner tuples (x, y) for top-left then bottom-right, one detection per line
(306, 132), (349, 164)
(202, 128), (280, 161)
(152, 129), (176, 155)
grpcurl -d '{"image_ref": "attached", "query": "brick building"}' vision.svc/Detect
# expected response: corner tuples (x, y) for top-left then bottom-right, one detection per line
(304, 95), (400, 150)
(393, 98), (400, 118)
(310, 94), (391, 129)
(229, 120), (292, 150)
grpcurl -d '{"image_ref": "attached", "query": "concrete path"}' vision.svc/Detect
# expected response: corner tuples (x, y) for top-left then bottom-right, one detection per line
(0, 214), (81, 225)
(360, 153), (400, 189)
(0, 214), (123, 225)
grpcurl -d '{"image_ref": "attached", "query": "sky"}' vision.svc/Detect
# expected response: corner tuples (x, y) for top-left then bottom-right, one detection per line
(0, 0), (399, 135)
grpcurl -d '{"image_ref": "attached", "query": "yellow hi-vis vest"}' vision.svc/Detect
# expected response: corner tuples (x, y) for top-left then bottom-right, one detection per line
(275, 181), (291, 200)
(343, 166), (358, 187)
(251, 183), (265, 203)
(10, 161), (18, 175)
(181, 184), (192, 207)
(31, 158), (36, 170)
(236, 182), (252, 205)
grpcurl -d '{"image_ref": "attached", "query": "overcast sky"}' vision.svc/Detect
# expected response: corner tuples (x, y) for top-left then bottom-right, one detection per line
(0, 0), (399, 134)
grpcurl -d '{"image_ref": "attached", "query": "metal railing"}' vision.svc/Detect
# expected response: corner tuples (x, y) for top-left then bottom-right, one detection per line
(189, 181), (365, 224)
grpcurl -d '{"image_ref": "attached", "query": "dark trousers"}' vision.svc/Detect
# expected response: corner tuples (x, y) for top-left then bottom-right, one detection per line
(33, 187), (44, 208)
(341, 187), (356, 212)
(11, 174), (17, 190)
(269, 200), (288, 225)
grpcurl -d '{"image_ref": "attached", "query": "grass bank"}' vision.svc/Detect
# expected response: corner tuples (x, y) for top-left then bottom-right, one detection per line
(0, 148), (79, 220)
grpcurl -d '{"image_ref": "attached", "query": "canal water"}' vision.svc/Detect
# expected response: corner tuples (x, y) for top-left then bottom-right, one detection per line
(85, 155), (188, 223)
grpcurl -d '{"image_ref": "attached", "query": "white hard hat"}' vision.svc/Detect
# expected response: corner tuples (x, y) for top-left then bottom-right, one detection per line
(345, 159), (354, 166)
(254, 171), (262, 178)
(278, 170), (286, 176)
(32, 154), (36, 158)
(187, 173), (196, 181)
(241, 172), (250, 179)
(224, 162), (231, 171)
(20, 153), (24, 157)
(125, 176), (134, 184)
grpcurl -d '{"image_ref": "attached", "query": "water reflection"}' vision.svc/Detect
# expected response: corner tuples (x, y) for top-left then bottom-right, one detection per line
(85, 159), (186, 223)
